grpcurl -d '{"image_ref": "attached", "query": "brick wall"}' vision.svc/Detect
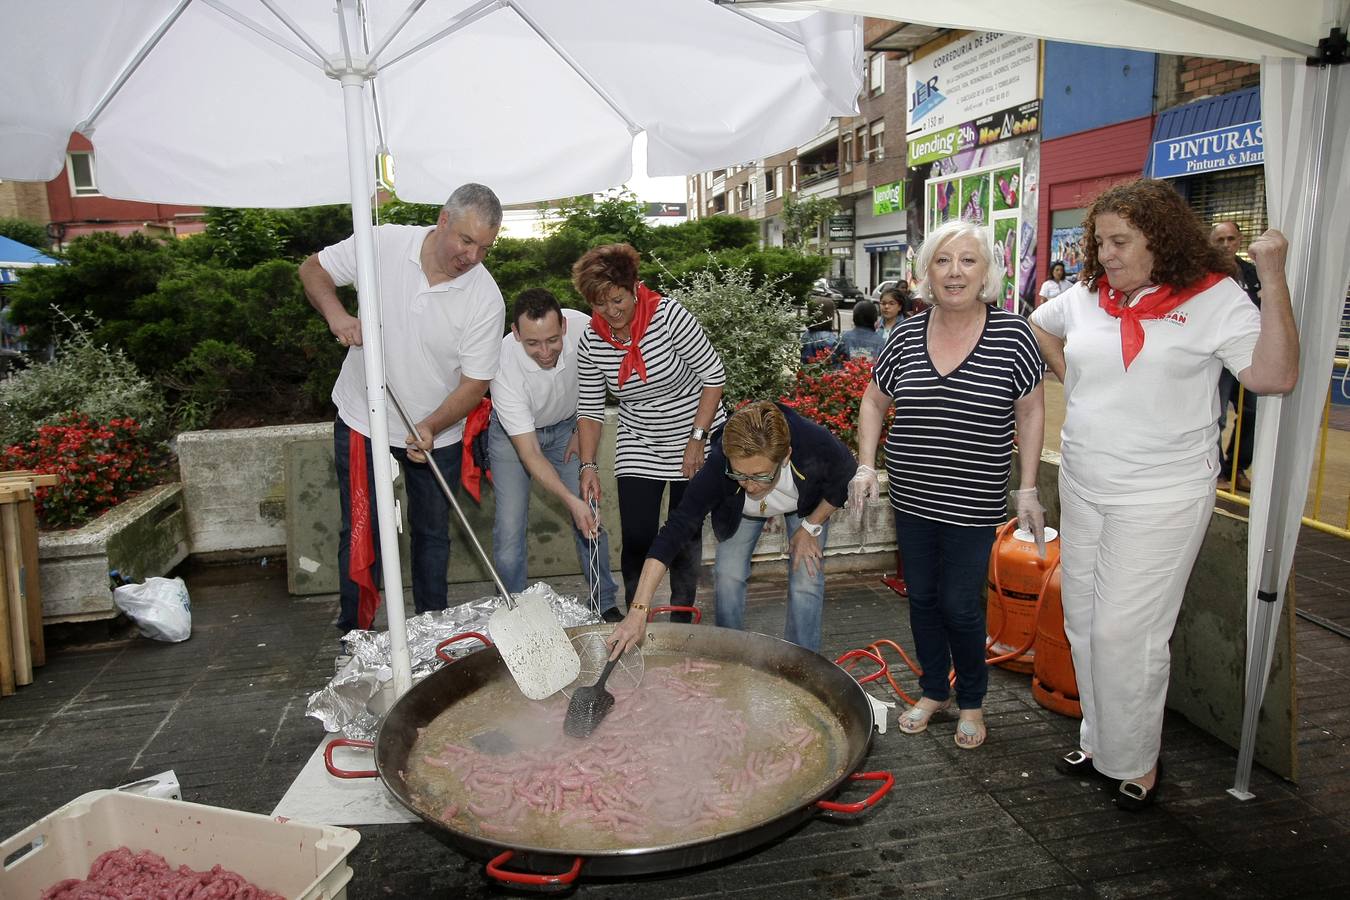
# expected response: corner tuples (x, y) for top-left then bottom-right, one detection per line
(1174, 56), (1260, 104)
(0, 181), (51, 226)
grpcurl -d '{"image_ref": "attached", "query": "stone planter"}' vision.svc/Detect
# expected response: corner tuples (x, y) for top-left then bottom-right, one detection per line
(38, 483), (189, 622)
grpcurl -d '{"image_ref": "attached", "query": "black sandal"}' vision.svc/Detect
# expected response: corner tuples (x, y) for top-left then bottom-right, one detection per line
(1115, 758), (1163, 811)
(1054, 749), (1098, 778)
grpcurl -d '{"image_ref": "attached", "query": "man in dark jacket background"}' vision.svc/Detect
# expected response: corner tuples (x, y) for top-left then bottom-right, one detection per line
(1211, 221), (1262, 491)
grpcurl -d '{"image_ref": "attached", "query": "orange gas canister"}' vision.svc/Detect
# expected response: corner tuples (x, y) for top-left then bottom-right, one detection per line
(1032, 561), (1082, 718)
(985, 521), (1060, 674)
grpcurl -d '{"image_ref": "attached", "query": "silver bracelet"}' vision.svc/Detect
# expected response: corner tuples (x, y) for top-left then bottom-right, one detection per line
(579, 462), (600, 473)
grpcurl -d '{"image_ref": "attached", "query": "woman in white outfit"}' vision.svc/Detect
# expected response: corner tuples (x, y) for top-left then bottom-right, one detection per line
(1028, 179), (1298, 811)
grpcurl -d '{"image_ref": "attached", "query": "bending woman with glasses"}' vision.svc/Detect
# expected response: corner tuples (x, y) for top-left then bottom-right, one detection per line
(607, 401), (856, 658)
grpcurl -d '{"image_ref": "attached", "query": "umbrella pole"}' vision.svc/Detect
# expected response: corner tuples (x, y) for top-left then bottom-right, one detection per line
(339, 72), (413, 697)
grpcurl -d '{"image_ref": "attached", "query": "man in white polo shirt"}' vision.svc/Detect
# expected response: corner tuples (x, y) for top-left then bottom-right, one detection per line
(490, 288), (620, 621)
(300, 183), (505, 633)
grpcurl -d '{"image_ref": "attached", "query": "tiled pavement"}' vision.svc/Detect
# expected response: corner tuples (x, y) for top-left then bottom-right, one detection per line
(2, 534), (1349, 899)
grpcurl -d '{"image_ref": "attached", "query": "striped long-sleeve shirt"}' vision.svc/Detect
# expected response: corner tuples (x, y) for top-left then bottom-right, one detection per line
(872, 307), (1044, 526)
(577, 297), (727, 480)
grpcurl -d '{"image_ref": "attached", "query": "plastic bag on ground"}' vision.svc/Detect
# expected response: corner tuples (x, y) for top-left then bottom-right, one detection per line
(113, 576), (192, 642)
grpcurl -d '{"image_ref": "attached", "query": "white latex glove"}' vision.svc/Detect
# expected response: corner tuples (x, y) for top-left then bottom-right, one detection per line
(848, 465), (880, 529)
(1012, 487), (1046, 558)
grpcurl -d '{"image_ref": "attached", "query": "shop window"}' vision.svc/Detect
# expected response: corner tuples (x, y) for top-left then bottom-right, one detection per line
(1182, 169), (1267, 253)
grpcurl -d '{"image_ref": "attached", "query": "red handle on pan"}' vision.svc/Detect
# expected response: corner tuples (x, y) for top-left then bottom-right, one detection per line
(324, 738), (377, 779)
(647, 604), (702, 623)
(435, 630), (492, 664)
(485, 850), (583, 887)
(834, 648), (888, 684)
(816, 771), (895, 815)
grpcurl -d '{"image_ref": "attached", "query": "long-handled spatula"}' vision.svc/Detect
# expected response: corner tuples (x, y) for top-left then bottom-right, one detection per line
(388, 387), (580, 700)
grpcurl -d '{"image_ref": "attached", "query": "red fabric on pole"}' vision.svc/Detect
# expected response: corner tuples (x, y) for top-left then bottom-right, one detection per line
(348, 429), (382, 629)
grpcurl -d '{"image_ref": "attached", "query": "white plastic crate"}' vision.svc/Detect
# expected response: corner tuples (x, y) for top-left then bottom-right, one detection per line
(0, 791), (360, 900)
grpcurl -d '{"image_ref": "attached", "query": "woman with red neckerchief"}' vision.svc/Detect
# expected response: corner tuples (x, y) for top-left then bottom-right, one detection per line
(572, 243), (726, 625)
(1029, 179), (1299, 811)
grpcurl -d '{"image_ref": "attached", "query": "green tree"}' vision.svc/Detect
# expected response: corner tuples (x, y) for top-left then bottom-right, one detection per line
(0, 218), (51, 252)
(671, 259), (804, 406)
(781, 193), (839, 252)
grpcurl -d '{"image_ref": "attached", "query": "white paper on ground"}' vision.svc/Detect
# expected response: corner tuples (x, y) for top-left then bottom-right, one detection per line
(271, 736), (418, 826)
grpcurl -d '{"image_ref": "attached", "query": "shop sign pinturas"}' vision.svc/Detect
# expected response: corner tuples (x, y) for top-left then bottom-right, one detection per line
(1151, 119), (1264, 179)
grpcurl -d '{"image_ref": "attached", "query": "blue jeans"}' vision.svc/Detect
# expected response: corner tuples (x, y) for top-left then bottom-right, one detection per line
(334, 417), (460, 633)
(714, 514), (829, 652)
(486, 414), (617, 613)
(893, 510), (996, 709)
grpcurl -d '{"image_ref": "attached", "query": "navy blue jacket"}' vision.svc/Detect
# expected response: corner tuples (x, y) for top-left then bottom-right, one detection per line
(647, 404), (857, 565)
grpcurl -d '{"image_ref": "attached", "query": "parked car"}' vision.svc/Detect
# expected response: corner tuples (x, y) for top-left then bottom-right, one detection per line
(809, 276), (866, 307)
(870, 279), (904, 300)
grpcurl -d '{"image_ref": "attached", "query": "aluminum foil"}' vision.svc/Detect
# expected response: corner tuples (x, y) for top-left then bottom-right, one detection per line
(305, 582), (600, 740)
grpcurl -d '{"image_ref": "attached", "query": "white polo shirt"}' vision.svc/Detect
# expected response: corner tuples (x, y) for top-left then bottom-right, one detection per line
(1030, 278), (1260, 504)
(320, 224), (504, 449)
(492, 308), (591, 436)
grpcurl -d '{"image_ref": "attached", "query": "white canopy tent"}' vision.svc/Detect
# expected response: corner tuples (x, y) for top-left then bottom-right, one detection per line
(730, 0), (1350, 797)
(0, 0), (863, 697)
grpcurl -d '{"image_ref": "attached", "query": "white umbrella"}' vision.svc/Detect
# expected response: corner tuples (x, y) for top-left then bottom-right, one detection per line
(747, 0), (1350, 797)
(0, 0), (863, 695)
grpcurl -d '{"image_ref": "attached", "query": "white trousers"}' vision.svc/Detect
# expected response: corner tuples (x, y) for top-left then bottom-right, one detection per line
(1058, 476), (1212, 780)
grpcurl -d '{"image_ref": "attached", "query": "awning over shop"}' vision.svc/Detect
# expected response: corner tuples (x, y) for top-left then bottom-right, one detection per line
(1146, 86), (1263, 179)
(863, 239), (905, 253)
(0, 234), (58, 284)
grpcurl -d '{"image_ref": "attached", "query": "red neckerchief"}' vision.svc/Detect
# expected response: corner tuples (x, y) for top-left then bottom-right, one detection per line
(1097, 271), (1226, 370)
(348, 429), (382, 629)
(589, 283), (660, 386)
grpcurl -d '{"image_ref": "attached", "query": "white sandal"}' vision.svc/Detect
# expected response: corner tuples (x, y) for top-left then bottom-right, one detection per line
(896, 698), (951, 734)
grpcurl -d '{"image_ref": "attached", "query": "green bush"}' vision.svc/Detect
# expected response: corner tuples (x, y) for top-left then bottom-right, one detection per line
(669, 259), (804, 407)
(0, 318), (169, 447)
(0, 218), (51, 252)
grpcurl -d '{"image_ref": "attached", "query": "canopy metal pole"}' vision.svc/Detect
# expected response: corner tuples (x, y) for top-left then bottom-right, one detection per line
(338, 70), (413, 697)
(1229, 58), (1339, 800)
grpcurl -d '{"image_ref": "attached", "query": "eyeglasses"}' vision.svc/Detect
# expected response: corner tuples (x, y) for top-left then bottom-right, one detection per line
(725, 462), (780, 484)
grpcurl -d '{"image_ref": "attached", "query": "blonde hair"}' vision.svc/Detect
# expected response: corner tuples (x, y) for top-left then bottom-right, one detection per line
(914, 220), (1003, 305)
(722, 401), (790, 463)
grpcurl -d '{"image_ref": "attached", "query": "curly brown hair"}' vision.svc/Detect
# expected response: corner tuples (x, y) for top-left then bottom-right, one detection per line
(571, 243), (640, 306)
(1081, 179), (1235, 290)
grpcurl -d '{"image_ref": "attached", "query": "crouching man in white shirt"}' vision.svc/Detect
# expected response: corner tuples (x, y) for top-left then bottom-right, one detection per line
(490, 289), (620, 620)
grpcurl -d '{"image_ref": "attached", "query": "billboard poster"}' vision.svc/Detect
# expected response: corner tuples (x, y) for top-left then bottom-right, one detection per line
(1050, 226), (1086, 275)
(993, 218), (1018, 307)
(907, 100), (1040, 167)
(907, 32), (1038, 136)
(992, 166), (1021, 211)
(960, 176), (989, 227)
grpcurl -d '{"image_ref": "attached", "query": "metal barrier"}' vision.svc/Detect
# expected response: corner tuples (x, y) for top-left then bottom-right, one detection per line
(1217, 358), (1350, 540)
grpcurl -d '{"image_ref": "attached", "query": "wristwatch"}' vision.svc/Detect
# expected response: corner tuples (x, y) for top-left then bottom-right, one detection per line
(690, 426), (709, 442)
(800, 520), (823, 537)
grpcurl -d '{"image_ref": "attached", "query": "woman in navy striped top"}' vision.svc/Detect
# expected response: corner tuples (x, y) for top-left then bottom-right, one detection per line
(852, 220), (1047, 750)
(573, 244), (726, 622)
